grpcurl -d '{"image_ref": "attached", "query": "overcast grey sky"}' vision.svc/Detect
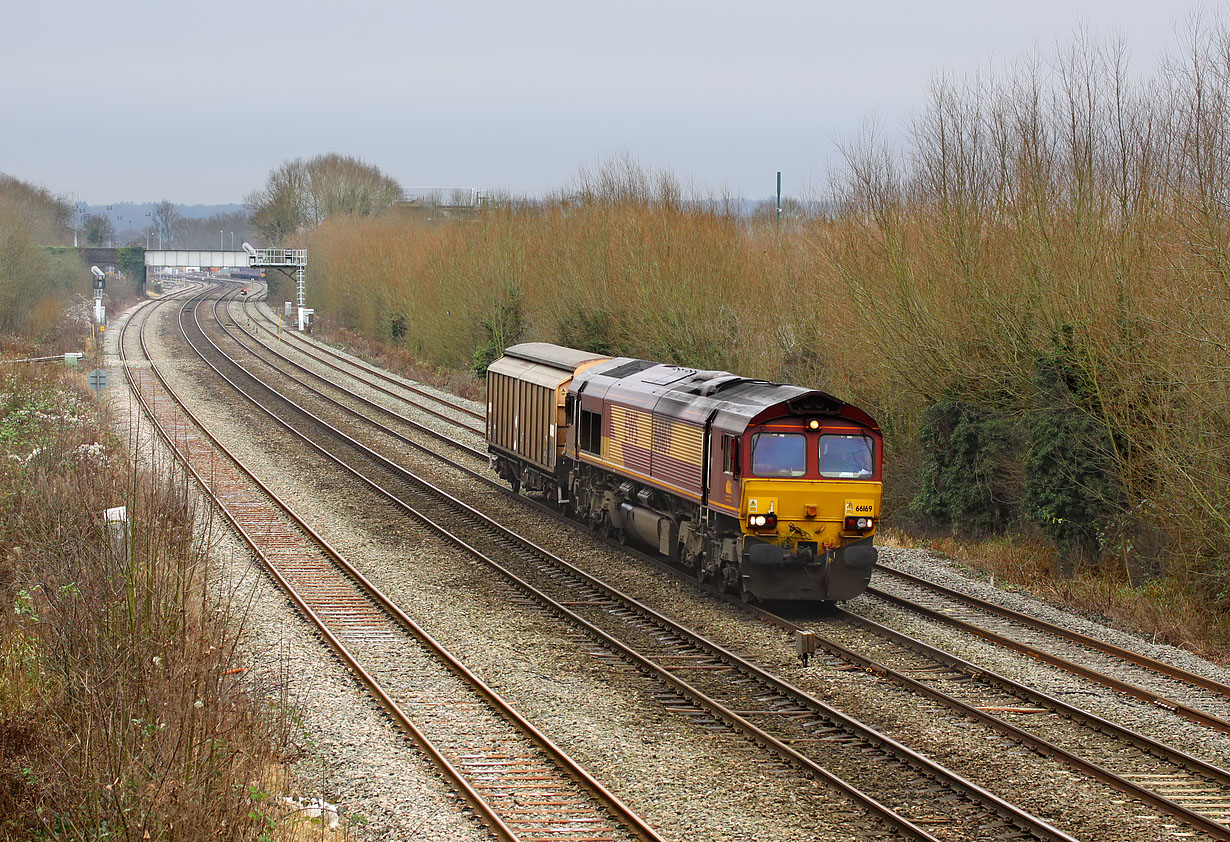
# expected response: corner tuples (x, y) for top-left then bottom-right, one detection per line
(0, 1), (1215, 204)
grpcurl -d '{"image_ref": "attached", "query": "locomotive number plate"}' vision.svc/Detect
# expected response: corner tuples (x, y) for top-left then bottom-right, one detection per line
(844, 499), (875, 516)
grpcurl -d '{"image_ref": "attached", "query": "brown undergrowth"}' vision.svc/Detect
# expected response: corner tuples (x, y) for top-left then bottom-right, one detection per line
(312, 323), (483, 403)
(0, 360), (336, 840)
(291, 22), (1229, 659)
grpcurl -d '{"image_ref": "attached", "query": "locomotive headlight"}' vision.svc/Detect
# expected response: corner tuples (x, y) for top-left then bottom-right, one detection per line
(808, 419), (820, 430)
(844, 516), (875, 531)
(748, 513), (778, 529)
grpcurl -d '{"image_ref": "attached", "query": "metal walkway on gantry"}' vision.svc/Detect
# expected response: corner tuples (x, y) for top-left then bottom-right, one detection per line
(145, 246), (308, 308)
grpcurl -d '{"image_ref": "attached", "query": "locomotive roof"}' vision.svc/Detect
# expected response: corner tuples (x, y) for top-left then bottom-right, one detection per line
(574, 357), (878, 433)
(502, 342), (611, 372)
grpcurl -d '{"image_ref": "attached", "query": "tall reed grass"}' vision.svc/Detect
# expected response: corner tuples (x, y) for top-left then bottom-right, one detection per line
(300, 21), (1230, 644)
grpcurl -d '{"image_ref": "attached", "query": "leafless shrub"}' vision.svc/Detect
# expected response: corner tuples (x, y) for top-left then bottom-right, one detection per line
(298, 18), (1230, 648)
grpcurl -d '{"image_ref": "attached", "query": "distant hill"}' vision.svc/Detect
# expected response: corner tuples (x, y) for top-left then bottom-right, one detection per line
(84, 202), (245, 223)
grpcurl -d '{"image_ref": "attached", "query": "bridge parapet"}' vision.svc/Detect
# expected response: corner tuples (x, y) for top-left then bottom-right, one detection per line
(145, 249), (249, 268)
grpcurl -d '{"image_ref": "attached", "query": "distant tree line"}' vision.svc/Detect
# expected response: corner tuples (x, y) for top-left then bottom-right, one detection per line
(0, 174), (87, 336)
(80, 201), (260, 250)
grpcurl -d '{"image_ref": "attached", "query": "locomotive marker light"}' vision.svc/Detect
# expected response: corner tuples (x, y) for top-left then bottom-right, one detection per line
(749, 512), (778, 530)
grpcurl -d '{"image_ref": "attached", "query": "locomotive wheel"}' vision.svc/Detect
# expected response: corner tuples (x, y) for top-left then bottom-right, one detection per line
(686, 549), (708, 584)
(739, 579), (758, 604)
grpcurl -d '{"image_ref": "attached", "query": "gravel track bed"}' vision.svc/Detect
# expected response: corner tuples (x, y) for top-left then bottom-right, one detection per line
(223, 295), (1230, 840)
(840, 562), (1230, 773)
(219, 301), (490, 473)
(445, 493), (1210, 842)
(811, 613), (1230, 813)
(104, 296), (492, 842)
(241, 295), (486, 436)
(193, 299), (1193, 840)
(161, 294), (893, 840)
(864, 571), (1230, 727)
(157, 289), (1230, 840)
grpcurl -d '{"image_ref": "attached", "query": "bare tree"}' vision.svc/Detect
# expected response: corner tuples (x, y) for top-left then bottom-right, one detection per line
(246, 160), (308, 245)
(151, 200), (181, 247)
(81, 213), (114, 247)
(303, 153), (403, 224)
(246, 154), (401, 244)
(177, 211), (257, 249)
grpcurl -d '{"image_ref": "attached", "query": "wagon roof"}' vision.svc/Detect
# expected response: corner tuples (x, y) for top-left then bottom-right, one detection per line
(503, 342), (611, 372)
(575, 358), (878, 432)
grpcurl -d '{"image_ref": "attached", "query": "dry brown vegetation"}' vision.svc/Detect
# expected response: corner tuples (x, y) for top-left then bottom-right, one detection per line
(299, 22), (1230, 653)
(0, 362), (301, 839)
(0, 175), (91, 340)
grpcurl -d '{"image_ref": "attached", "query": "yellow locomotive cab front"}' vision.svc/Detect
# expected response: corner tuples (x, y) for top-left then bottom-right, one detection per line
(734, 424), (882, 601)
(742, 479), (881, 547)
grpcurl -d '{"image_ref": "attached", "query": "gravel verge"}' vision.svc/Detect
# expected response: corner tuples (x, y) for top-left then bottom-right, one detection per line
(103, 294), (492, 842)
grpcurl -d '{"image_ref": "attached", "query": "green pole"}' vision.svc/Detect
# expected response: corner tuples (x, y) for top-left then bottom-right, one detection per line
(776, 171), (782, 225)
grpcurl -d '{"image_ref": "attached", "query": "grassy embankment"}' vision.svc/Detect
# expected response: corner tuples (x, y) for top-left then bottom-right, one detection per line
(298, 28), (1230, 657)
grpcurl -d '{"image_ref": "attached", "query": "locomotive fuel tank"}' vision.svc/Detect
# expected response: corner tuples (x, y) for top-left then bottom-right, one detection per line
(616, 502), (679, 557)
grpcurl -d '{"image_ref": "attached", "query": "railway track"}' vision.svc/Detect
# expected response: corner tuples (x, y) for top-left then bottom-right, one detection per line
(239, 287), (485, 435)
(182, 284), (1086, 842)
(118, 287), (667, 842)
(235, 289), (1230, 730)
(863, 565), (1230, 733)
(223, 288), (1230, 840)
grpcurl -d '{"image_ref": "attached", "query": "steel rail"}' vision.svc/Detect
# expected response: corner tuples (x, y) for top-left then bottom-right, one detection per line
(874, 562), (1230, 698)
(766, 604), (1230, 838)
(193, 288), (955, 842)
(121, 287), (666, 842)
(218, 284), (1230, 835)
(866, 584), (1230, 735)
(218, 295), (487, 462)
(558, 527), (1230, 839)
(268, 314), (1230, 736)
(119, 288), (521, 842)
(240, 286), (485, 426)
(192, 285), (1079, 842)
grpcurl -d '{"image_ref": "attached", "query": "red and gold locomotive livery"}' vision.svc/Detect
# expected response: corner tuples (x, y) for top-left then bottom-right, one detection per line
(486, 343), (882, 602)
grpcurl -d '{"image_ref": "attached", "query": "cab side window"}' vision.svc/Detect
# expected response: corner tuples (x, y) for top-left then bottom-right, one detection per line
(721, 435), (739, 475)
(579, 408), (602, 455)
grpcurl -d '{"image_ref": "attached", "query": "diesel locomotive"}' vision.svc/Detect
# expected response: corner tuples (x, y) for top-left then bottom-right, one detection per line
(486, 343), (882, 602)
